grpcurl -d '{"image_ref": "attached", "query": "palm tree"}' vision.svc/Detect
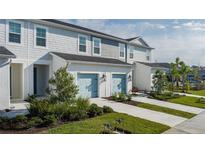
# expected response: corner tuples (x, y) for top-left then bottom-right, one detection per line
(179, 61), (191, 92)
(175, 57), (181, 89)
(152, 70), (168, 94)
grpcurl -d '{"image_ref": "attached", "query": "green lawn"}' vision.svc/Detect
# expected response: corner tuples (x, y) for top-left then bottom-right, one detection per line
(136, 102), (196, 119)
(189, 90), (205, 96)
(46, 113), (170, 134)
(168, 96), (205, 109)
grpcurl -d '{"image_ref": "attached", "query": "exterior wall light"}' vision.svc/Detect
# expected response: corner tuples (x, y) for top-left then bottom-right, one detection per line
(128, 74), (132, 82)
(102, 73), (106, 82)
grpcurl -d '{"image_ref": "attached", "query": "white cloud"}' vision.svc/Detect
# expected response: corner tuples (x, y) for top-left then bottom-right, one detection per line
(143, 22), (166, 29)
(172, 25), (181, 29)
(147, 34), (205, 65)
(181, 21), (205, 31)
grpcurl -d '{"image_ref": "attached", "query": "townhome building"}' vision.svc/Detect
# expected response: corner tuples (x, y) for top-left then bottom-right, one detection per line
(0, 19), (154, 110)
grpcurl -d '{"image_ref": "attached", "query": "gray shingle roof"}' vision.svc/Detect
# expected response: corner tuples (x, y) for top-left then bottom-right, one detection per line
(51, 52), (131, 66)
(0, 46), (16, 58)
(137, 61), (170, 68)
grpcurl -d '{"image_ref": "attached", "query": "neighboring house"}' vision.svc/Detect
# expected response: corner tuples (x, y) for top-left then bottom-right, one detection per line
(133, 62), (170, 91)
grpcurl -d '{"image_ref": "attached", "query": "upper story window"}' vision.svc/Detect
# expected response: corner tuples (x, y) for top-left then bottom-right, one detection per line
(78, 34), (87, 53)
(119, 43), (125, 58)
(93, 37), (101, 55)
(35, 26), (47, 47)
(129, 46), (134, 59)
(9, 21), (21, 44)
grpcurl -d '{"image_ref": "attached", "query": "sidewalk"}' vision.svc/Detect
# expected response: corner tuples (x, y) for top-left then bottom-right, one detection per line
(90, 98), (187, 127)
(174, 92), (205, 98)
(132, 96), (204, 114)
(164, 110), (205, 134)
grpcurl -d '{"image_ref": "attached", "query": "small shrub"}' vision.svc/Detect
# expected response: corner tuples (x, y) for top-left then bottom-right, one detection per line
(118, 93), (127, 102)
(196, 97), (205, 104)
(27, 94), (37, 102)
(75, 97), (90, 111)
(68, 107), (88, 121)
(88, 104), (103, 118)
(111, 93), (118, 101)
(14, 115), (28, 123)
(27, 117), (43, 128)
(127, 94), (132, 101)
(42, 115), (57, 126)
(103, 106), (114, 113)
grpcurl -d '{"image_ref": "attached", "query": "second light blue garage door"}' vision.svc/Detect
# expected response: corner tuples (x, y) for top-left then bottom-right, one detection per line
(112, 74), (126, 94)
(77, 73), (98, 98)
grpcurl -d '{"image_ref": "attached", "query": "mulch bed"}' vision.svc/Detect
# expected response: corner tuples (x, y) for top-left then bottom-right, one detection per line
(104, 97), (141, 106)
(0, 121), (70, 134)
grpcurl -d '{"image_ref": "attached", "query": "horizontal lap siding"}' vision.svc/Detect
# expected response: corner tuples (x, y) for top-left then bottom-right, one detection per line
(0, 20), (123, 62)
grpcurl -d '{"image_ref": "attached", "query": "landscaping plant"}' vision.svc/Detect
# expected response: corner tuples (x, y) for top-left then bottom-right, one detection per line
(152, 69), (168, 94)
(46, 64), (79, 103)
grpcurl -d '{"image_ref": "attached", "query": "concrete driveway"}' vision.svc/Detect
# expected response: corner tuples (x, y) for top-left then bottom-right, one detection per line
(164, 110), (205, 134)
(132, 96), (204, 114)
(90, 98), (187, 127)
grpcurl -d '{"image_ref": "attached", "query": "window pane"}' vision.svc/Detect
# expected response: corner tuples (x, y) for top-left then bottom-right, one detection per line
(119, 43), (125, 57)
(94, 47), (100, 54)
(120, 52), (124, 57)
(37, 28), (46, 38)
(9, 33), (21, 43)
(36, 38), (46, 47)
(79, 36), (86, 45)
(79, 45), (86, 52)
(9, 22), (21, 34)
(94, 39), (100, 47)
(130, 52), (133, 59)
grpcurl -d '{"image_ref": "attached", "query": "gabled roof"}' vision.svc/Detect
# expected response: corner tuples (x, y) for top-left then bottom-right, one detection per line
(126, 37), (154, 49)
(136, 61), (170, 68)
(51, 52), (131, 66)
(0, 46), (16, 58)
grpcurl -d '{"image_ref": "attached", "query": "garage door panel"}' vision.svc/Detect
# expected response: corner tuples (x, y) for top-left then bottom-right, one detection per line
(112, 74), (126, 94)
(77, 74), (98, 98)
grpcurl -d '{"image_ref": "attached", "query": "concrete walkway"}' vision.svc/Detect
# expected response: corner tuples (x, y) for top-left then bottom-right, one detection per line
(90, 98), (187, 127)
(164, 110), (205, 134)
(174, 92), (205, 98)
(132, 96), (204, 114)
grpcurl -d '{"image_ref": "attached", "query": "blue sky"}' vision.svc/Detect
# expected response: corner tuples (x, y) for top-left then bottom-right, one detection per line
(65, 19), (205, 66)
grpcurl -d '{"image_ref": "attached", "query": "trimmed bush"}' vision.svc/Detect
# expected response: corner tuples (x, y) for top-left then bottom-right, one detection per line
(103, 106), (114, 113)
(88, 104), (103, 118)
(67, 106), (88, 121)
(118, 93), (127, 102)
(42, 115), (57, 126)
(27, 117), (43, 128)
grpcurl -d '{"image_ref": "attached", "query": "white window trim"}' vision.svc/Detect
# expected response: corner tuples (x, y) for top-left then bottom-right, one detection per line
(34, 24), (48, 49)
(128, 46), (134, 59)
(92, 37), (101, 56)
(119, 43), (125, 59)
(6, 20), (24, 46)
(78, 34), (88, 54)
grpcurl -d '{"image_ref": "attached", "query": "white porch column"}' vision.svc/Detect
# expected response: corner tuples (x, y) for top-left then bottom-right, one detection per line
(0, 58), (10, 109)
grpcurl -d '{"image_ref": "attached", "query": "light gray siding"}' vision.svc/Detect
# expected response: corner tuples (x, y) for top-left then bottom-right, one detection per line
(0, 19), (123, 62)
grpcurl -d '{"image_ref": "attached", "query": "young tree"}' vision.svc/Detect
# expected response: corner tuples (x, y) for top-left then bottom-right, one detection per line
(47, 64), (79, 103)
(152, 70), (168, 94)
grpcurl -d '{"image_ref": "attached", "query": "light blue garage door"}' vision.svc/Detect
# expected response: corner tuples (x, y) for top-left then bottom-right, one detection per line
(77, 73), (98, 98)
(112, 74), (126, 94)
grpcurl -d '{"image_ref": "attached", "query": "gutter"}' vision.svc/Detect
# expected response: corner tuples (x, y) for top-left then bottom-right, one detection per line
(66, 60), (132, 67)
(0, 54), (16, 58)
